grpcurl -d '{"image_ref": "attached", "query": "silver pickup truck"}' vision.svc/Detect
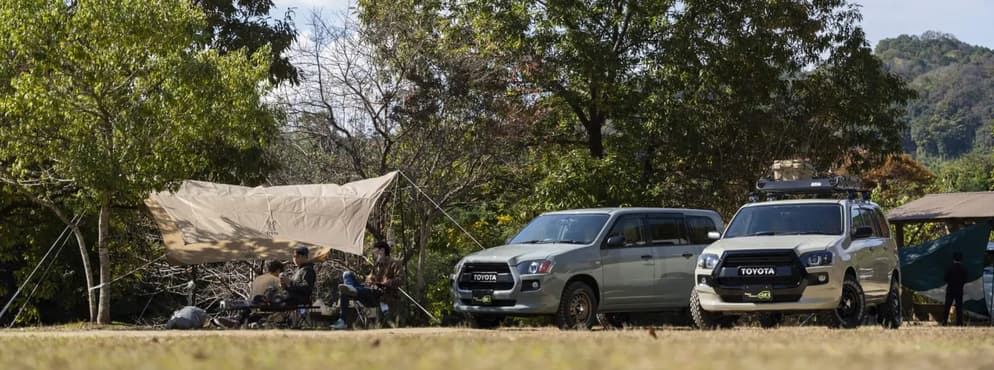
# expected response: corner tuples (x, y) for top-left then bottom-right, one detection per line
(451, 208), (723, 329)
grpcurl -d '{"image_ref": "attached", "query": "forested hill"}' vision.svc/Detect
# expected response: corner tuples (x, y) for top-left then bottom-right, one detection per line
(875, 31), (994, 160)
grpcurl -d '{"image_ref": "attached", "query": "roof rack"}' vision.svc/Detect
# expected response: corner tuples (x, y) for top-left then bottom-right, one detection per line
(754, 176), (869, 201)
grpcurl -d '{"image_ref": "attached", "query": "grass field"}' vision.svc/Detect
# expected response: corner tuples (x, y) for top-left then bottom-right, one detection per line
(1, 325), (992, 370)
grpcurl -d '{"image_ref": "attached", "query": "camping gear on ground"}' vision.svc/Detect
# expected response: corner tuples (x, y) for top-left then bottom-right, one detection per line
(164, 306), (208, 329)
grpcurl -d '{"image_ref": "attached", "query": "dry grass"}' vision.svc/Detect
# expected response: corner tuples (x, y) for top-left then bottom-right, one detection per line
(1, 326), (992, 370)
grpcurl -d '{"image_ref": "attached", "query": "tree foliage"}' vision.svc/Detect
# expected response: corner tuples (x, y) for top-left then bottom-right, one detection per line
(194, 0), (299, 84)
(423, 0), (915, 215)
(0, 0), (278, 323)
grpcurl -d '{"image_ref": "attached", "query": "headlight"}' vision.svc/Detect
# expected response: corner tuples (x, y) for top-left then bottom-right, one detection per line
(517, 259), (554, 274)
(697, 253), (719, 270)
(801, 251), (833, 267)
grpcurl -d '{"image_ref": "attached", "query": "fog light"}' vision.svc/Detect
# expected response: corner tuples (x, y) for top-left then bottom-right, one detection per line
(521, 279), (540, 291)
(698, 275), (711, 286)
(807, 273), (829, 285)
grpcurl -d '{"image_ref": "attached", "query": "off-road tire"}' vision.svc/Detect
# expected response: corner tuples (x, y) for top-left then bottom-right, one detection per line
(690, 289), (724, 329)
(878, 277), (903, 329)
(758, 313), (784, 329)
(821, 275), (865, 329)
(555, 282), (598, 330)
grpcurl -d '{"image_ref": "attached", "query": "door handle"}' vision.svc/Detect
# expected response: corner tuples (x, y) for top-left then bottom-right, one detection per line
(641, 255), (653, 260)
(682, 253), (694, 258)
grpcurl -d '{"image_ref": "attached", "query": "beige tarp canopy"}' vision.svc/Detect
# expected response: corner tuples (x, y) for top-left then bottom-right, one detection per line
(886, 192), (994, 223)
(146, 172), (398, 265)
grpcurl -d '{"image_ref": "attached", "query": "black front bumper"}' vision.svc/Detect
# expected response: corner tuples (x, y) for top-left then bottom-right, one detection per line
(703, 250), (824, 303)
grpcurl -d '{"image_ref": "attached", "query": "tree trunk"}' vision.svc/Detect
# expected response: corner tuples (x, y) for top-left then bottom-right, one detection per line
(584, 116), (605, 159)
(187, 266), (197, 306)
(70, 226), (97, 322)
(414, 217), (429, 298)
(96, 202), (112, 324)
(36, 203), (97, 322)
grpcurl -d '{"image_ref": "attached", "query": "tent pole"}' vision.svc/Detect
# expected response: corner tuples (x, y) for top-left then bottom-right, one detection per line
(895, 223), (905, 248)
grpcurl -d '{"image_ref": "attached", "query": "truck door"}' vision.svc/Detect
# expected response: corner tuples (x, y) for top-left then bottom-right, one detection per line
(849, 206), (886, 299)
(648, 214), (698, 307)
(599, 214), (656, 310)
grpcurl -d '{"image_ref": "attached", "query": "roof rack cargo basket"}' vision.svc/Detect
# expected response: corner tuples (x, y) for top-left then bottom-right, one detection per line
(756, 176), (865, 195)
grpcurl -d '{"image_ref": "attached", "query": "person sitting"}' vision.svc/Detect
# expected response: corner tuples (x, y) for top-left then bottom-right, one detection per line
(251, 260), (284, 305)
(330, 241), (403, 329)
(282, 246), (316, 306)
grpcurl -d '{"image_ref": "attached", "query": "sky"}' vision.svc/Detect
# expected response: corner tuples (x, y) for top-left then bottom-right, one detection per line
(272, 0), (994, 49)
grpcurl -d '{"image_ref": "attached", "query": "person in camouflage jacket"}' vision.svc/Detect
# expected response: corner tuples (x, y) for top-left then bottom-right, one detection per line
(331, 241), (404, 329)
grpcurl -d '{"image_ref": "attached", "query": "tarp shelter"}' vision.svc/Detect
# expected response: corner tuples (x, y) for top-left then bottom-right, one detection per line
(886, 191), (994, 321)
(888, 192), (994, 245)
(146, 172), (398, 265)
(898, 223), (991, 316)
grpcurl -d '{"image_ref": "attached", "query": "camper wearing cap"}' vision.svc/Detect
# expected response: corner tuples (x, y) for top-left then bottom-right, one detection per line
(282, 246), (316, 306)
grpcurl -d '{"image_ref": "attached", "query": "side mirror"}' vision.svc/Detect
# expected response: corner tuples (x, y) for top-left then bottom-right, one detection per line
(707, 231), (721, 241)
(853, 226), (874, 239)
(605, 236), (625, 247)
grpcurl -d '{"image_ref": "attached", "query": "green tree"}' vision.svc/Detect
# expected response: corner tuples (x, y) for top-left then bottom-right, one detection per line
(930, 152), (994, 192)
(0, 0), (277, 323)
(194, 0), (299, 85)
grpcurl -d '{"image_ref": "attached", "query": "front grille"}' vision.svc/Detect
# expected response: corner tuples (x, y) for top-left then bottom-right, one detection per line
(720, 252), (797, 267)
(713, 250), (806, 303)
(457, 262), (514, 290)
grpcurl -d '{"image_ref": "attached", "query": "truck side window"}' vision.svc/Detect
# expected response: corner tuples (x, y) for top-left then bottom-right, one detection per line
(873, 207), (891, 238)
(860, 207), (883, 237)
(606, 215), (644, 247)
(850, 206), (868, 233)
(686, 216), (718, 244)
(645, 216), (687, 245)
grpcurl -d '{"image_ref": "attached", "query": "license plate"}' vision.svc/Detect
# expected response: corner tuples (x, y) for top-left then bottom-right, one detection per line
(470, 272), (499, 283)
(743, 286), (773, 302)
(738, 266), (777, 277)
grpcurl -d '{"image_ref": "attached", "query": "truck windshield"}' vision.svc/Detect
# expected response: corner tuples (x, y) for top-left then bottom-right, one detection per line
(509, 214), (609, 245)
(724, 204), (843, 238)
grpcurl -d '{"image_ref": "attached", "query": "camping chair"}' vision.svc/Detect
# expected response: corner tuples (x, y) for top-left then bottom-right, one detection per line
(351, 300), (385, 329)
(334, 293), (392, 329)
